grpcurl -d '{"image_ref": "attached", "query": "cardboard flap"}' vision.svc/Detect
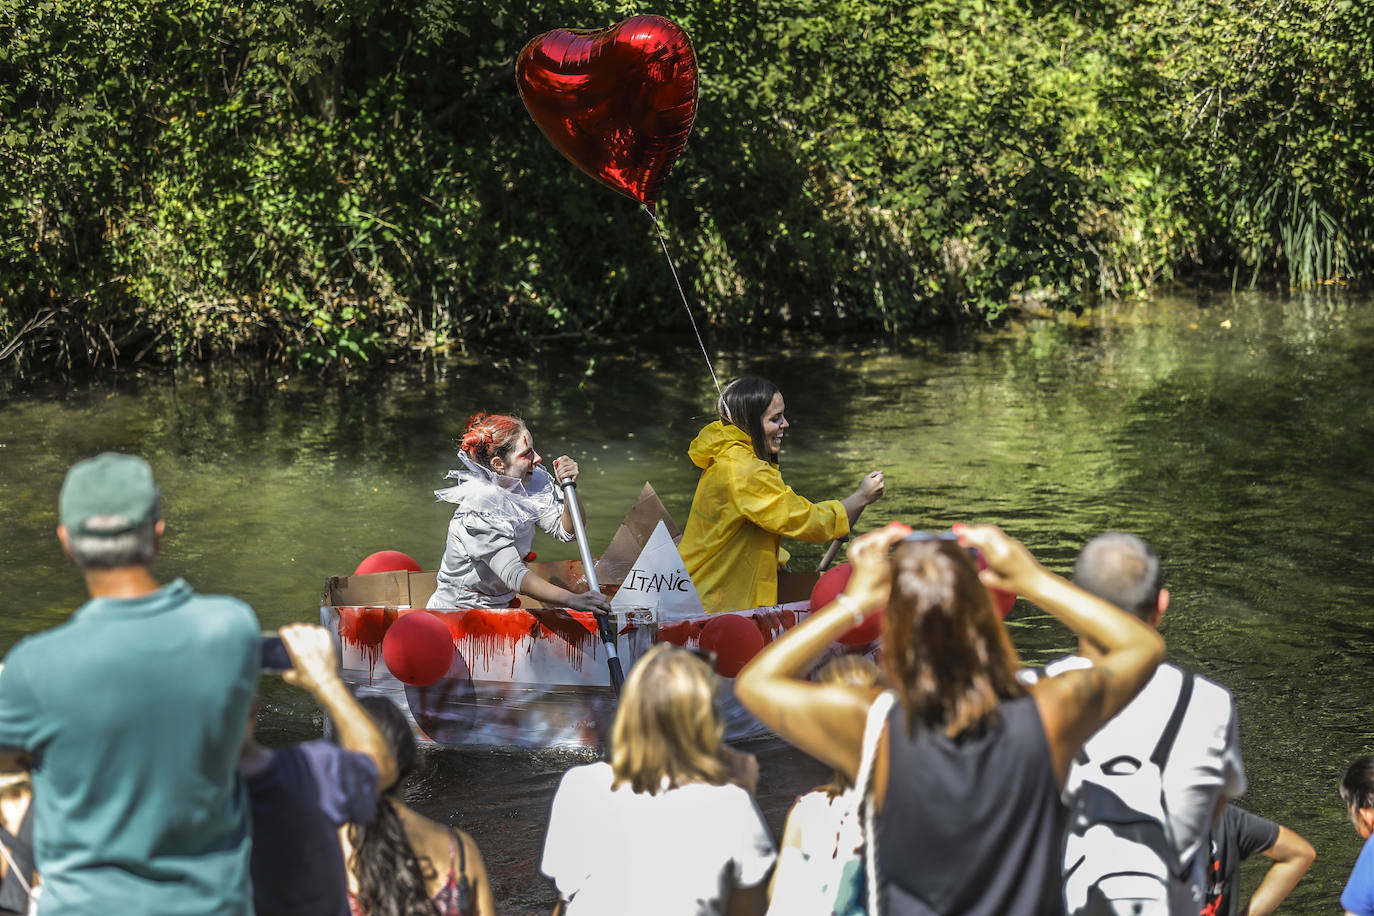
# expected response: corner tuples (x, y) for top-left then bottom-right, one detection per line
(408, 570), (439, 607)
(324, 570), (412, 607)
(778, 569), (820, 606)
(595, 482), (681, 586)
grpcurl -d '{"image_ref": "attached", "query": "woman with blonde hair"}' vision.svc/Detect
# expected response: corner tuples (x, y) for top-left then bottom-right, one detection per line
(541, 644), (776, 915)
(736, 523), (1166, 916)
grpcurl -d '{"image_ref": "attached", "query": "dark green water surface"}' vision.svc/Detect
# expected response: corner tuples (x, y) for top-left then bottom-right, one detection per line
(2, 291), (1372, 913)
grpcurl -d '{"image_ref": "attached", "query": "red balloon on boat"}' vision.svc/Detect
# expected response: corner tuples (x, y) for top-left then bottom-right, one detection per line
(516, 15), (697, 214)
(811, 563), (884, 646)
(698, 613), (764, 678)
(382, 611), (456, 687)
(354, 550), (423, 576)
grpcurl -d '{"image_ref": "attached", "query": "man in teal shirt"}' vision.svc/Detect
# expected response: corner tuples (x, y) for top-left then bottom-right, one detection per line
(0, 453), (259, 915)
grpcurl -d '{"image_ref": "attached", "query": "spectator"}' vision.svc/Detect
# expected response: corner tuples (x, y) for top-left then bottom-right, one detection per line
(541, 644), (776, 915)
(0, 452), (260, 914)
(1051, 532), (1246, 915)
(735, 523), (1165, 916)
(1340, 755), (1374, 916)
(342, 697), (496, 916)
(241, 623), (398, 916)
(766, 654), (883, 915)
(1199, 804), (1314, 916)
(0, 768), (35, 915)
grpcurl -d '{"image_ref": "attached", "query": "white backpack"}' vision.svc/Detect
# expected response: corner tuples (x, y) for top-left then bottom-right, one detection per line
(1062, 671), (1198, 916)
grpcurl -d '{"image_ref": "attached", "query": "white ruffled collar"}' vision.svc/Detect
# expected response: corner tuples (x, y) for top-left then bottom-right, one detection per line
(434, 452), (560, 525)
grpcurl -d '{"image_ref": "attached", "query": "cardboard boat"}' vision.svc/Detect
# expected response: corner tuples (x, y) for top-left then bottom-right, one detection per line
(320, 483), (848, 749)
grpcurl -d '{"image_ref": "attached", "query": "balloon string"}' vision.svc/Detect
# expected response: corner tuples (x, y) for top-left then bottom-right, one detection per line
(648, 207), (720, 395)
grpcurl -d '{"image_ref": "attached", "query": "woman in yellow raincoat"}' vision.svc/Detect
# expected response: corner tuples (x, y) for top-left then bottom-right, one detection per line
(679, 376), (885, 613)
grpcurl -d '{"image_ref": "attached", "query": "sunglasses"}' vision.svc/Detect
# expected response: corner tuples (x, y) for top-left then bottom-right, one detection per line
(903, 528), (981, 560)
(902, 529), (959, 542)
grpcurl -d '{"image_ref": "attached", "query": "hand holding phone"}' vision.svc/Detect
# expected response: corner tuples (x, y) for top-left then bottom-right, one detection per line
(261, 634), (293, 673)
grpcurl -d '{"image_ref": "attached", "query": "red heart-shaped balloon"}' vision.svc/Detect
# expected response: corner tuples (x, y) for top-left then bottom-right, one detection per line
(516, 16), (697, 214)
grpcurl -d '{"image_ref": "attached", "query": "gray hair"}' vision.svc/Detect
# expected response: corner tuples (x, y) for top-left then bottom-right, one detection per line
(1072, 532), (1162, 621)
(68, 515), (159, 569)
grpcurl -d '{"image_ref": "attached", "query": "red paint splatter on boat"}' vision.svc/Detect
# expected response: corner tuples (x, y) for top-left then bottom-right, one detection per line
(756, 610), (794, 643)
(429, 607), (598, 674)
(336, 606), (398, 679)
(656, 619), (707, 646)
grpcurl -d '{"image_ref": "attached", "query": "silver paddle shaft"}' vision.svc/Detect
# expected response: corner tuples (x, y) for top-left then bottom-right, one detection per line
(559, 480), (603, 596)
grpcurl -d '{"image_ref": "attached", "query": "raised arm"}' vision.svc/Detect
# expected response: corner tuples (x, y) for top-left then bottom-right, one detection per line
(280, 623), (398, 791)
(727, 460), (850, 544)
(840, 470), (885, 527)
(734, 523), (910, 781)
(955, 523), (1166, 785)
(1246, 824), (1315, 916)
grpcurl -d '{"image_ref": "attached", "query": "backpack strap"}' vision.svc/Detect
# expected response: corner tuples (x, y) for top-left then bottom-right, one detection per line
(1150, 670), (1196, 880)
(854, 692), (894, 800)
(859, 691), (896, 916)
(1150, 670), (1195, 770)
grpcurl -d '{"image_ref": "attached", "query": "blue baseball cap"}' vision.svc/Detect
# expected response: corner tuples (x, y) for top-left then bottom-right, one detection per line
(59, 453), (161, 535)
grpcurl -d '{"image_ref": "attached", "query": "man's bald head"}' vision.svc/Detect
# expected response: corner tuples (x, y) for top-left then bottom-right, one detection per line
(1073, 532), (1163, 622)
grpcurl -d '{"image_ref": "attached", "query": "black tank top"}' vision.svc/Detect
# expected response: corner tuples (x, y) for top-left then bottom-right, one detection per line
(877, 692), (1067, 915)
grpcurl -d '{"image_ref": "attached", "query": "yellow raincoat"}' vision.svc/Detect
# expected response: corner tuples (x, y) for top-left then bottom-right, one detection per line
(678, 421), (849, 613)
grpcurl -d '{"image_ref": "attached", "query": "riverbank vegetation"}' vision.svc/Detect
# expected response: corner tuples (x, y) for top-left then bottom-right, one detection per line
(2, 0), (1370, 376)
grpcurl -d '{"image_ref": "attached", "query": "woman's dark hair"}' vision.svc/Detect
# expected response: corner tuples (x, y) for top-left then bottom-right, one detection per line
(882, 539), (1025, 738)
(1343, 755), (1374, 812)
(716, 376), (780, 464)
(346, 697), (439, 916)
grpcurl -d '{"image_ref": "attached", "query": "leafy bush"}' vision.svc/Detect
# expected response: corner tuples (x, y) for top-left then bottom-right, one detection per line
(1, 0), (1369, 377)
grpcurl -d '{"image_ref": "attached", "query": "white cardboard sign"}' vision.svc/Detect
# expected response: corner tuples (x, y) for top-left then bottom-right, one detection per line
(610, 520), (705, 618)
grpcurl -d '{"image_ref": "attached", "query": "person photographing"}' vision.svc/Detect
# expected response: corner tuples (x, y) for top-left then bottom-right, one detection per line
(735, 522), (1165, 915)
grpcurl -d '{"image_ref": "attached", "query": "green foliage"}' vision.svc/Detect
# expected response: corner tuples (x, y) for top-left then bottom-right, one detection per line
(0, 0), (1369, 376)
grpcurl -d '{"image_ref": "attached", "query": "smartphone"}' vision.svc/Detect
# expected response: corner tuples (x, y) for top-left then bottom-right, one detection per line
(260, 634), (293, 673)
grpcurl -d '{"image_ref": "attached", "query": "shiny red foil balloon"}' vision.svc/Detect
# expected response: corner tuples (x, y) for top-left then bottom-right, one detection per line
(516, 15), (697, 213)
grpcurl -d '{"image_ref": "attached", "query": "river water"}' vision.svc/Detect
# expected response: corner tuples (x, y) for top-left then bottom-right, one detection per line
(1, 290), (1371, 912)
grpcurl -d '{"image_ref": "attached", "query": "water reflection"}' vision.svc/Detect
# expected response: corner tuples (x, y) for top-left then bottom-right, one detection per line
(1, 290), (1371, 911)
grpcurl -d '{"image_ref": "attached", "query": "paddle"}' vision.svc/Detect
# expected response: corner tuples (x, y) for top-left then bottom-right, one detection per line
(817, 535), (849, 573)
(558, 478), (625, 695)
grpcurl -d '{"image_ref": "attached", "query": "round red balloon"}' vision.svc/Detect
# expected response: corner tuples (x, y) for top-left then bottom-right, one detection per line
(516, 15), (697, 213)
(811, 563), (884, 645)
(382, 611), (456, 686)
(355, 550), (423, 576)
(698, 614), (765, 678)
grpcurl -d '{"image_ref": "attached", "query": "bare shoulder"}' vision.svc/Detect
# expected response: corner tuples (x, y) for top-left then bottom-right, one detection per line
(1030, 665), (1107, 714)
(394, 803), (457, 864)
